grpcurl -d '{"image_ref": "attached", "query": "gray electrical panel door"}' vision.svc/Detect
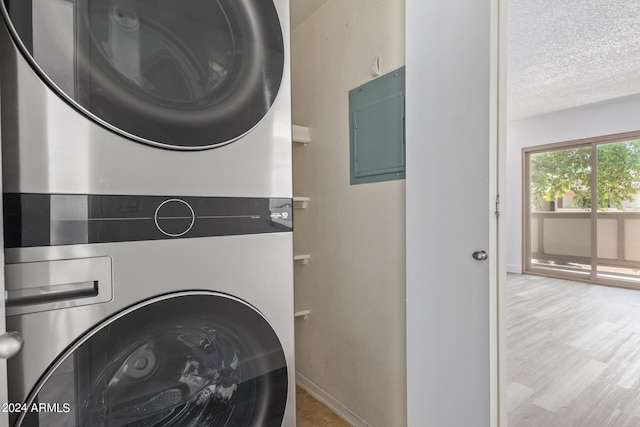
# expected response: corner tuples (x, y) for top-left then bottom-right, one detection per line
(349, 67), (405, 185)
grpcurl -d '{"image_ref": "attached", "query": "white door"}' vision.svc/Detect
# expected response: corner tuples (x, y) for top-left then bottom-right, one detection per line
(406, 1), (505, 426)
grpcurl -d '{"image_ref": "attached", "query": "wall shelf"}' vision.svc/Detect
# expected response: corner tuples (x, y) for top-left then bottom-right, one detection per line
(293, 127), (311, 322)
(294, 309), (311, 320)
(293, 125), (311, 144)
(293, 196), (310, 209)
(294, 254), (311, 265)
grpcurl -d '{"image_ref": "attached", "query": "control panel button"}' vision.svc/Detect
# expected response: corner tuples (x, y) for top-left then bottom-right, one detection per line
(154, 199), (195, 237)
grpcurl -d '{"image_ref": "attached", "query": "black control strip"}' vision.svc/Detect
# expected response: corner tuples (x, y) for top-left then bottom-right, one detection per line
(4, 193), (292, 248)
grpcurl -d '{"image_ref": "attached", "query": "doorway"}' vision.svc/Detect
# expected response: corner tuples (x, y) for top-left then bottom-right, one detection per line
(506, 1), (640, 425)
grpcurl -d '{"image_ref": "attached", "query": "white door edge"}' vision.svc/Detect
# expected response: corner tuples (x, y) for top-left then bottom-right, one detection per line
(490, 0), (508, 426)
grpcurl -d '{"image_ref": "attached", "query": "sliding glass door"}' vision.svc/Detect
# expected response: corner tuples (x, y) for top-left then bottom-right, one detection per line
(524, 133), (640, 287)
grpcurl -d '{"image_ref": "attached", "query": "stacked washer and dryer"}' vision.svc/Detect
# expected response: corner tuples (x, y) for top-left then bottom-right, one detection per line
(0, 0), (294, 425)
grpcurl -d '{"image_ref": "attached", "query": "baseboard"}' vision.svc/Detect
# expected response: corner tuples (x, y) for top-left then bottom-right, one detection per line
(296, 372), (371, 427)
(507, 263), (522, 274)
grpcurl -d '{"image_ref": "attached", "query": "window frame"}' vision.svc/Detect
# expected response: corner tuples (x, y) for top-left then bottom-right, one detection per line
(522, 130), (640, 289)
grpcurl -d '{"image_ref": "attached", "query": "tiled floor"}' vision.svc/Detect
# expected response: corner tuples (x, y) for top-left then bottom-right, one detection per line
(296, 386), (353, 426)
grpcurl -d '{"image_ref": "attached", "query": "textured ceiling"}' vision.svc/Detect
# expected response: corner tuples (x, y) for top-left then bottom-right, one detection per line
(291, 1), (640, 119)
(508, 0), (640, 119)
(290, 0), (329, 29)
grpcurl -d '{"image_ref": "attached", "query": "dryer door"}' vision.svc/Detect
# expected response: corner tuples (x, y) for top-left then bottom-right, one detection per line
(1, 0), (284, 150)
(15, 292), (288, 427)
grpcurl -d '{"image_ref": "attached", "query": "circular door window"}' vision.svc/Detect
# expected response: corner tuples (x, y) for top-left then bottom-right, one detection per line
(1, 0), (285, 149)
(16, 292), (288, 426)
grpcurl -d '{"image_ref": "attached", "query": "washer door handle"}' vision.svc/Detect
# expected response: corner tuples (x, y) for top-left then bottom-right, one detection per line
(0, 331), (24, 359)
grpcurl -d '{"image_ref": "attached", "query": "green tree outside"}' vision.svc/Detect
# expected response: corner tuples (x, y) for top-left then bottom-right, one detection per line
(530, 140), (640, 211)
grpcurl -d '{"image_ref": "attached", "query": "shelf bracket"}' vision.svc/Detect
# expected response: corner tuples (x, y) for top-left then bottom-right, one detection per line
(295, 309), (311, 320)
(294, 254), (311, 265)
(293, 197), (310, 209)
(293, 125), (311, 144)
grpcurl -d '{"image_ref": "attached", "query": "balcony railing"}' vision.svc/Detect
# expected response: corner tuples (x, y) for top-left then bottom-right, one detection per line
(530, 211), (640, 271)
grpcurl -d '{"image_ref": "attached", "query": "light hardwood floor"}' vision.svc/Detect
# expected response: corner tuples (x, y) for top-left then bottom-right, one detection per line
(508, 273), (640, 427)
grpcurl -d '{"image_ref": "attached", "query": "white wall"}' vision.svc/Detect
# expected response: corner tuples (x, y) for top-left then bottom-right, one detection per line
(506, 94), (640, 273)
(290, 1), (406, 426)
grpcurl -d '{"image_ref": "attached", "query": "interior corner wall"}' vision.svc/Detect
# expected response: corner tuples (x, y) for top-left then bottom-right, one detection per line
(290, 0), (406, 426)
(506, 95), (640, 273)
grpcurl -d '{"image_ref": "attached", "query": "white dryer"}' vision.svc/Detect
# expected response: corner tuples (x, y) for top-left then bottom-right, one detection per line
(0, 0), (294, 425)
(1, 0), (291, 198)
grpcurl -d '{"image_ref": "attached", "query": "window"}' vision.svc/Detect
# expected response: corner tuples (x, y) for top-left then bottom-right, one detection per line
(523, 132), (640, 286)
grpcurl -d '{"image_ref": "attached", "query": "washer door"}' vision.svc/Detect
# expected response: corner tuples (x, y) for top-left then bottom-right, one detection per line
(1, 0), (284, 149)
(16, 292), (288, 426)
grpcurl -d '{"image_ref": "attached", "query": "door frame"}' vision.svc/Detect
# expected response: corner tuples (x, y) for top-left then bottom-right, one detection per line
(492, 0), (508, 425)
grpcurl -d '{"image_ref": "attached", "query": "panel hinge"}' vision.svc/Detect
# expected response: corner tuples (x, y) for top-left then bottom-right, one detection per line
(495, 195), (501, 219)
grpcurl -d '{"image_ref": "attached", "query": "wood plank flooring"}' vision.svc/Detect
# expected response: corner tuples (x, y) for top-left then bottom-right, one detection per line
(508, 274), (640, 426)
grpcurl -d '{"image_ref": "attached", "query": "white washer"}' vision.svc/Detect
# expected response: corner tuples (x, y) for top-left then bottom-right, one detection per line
(4, 234), (294, 426)
(0, 0), (294, 425)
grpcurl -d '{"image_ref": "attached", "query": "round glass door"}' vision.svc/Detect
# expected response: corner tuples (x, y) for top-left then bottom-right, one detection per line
(1, 0), (285, 149)
(17, 292), (288, 426)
